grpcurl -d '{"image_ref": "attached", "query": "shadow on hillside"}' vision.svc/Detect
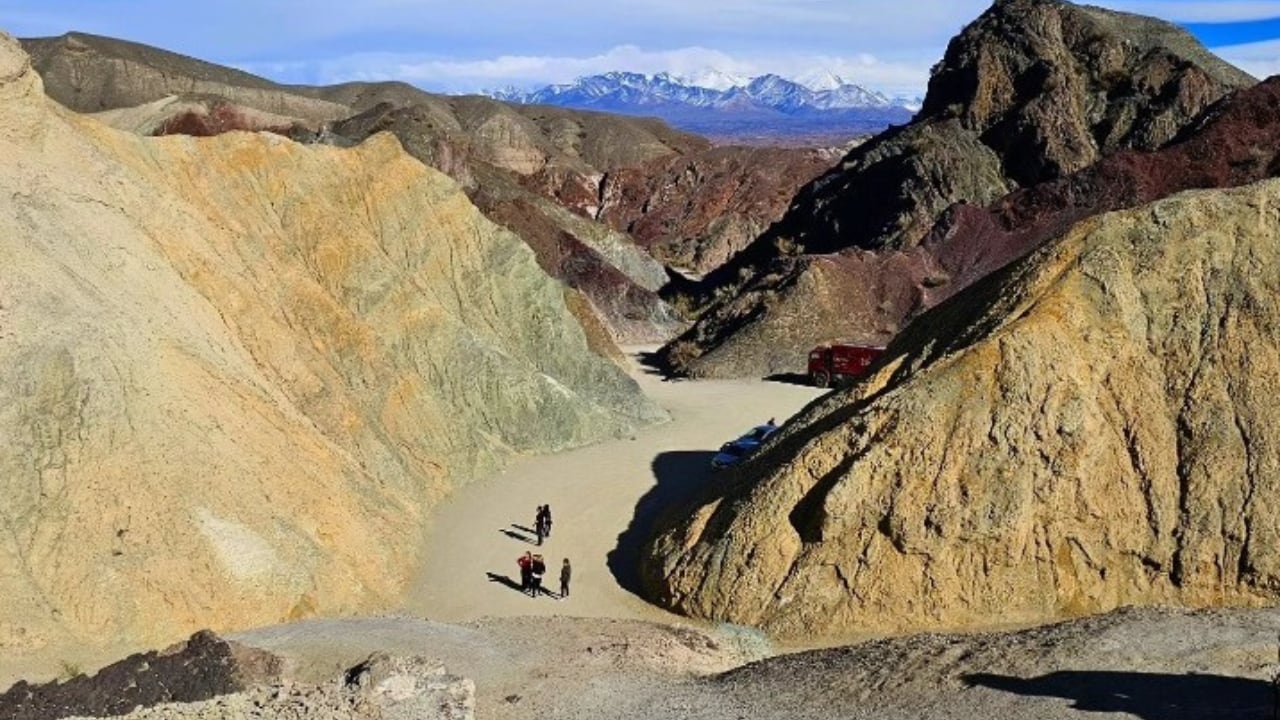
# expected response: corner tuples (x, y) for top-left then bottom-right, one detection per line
(608, 450), (717, 598)
(965, 671), (1273, 719)
(634, 350), (683, 380)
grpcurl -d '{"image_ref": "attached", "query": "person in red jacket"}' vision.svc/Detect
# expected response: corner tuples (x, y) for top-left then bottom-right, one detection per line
(517, 551), (533, 594)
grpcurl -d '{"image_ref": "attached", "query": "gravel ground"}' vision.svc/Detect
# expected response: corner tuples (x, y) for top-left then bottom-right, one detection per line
(227, 607), (1280, 720)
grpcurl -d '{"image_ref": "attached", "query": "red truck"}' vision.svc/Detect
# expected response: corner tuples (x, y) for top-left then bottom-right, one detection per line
(807, 344), (885, 388)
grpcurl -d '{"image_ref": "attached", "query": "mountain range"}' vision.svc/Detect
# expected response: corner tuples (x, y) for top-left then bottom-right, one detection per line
(486, 71), (919, 144)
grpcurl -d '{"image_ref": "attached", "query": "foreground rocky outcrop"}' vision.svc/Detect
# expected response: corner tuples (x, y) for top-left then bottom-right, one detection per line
(2, 638), (473, 720)
(19, 608), (1276, 720)
(643, 179), (1280, 638)
(659, 0), (1256, 377)
(0, 32), (661, 663)
(0, 632), (283, 720)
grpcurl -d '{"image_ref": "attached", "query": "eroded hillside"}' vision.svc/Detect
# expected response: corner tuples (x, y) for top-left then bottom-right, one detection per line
(0, 33), (661, 661)
(20, 31), (838, 345)
(643, 179), (1280, 638)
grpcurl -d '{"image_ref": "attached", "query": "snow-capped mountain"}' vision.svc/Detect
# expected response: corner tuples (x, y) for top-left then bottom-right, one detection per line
(794, 69), (848, 92)
(674, 69), (749, 91)
(486, 71), (911, 114)
(482, 70), (917, 143)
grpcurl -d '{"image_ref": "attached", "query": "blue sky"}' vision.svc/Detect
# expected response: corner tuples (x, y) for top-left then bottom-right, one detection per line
(5, 1), (1280, 95)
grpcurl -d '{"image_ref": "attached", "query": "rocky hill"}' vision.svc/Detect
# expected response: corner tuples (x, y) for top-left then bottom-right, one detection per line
(20, 31), (836, 345)
(0, 32), (662, 665)
(20, 32), (349, 123)
(665, 73), (1280, 376)
(598, 145), (841, 275)
(658, 0), (1255, 377)
(642, 177), (1280, 638)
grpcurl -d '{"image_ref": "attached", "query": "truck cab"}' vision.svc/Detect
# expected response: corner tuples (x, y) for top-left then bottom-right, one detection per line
(807, 344), (885, 388)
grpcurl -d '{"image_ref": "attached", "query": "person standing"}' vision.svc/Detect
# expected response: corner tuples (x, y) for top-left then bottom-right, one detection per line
(530, 554), (546, 597)
(559, 558), (572, 599)
(543, 504), (553, 539)
(518, 551), (533, 594)
(535, 505), (546, 546)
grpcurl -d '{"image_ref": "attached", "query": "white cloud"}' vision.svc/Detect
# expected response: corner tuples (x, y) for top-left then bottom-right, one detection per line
(1214, 37), (1280, 78)
(1096, 1), (1280, 22)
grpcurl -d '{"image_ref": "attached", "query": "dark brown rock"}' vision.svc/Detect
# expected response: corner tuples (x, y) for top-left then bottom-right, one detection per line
(659, 0), (1255, 378)
(0, 632), (283, 720)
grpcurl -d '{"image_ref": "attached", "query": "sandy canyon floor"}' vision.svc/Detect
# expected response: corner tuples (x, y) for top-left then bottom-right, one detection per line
(406, 348), (823, 627)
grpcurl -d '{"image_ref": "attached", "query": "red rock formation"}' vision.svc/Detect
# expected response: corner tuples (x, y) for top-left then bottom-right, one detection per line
(598, 146), (839, 275)
(155, 100), (302, 138)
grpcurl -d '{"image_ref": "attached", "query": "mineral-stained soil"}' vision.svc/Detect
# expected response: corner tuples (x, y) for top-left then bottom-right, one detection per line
(658, 0), (1256, 378)
(596, 145), (841, 275)
(643, 178), (1280, 639)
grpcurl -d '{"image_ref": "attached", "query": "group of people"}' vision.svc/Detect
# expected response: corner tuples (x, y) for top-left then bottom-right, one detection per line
(517, 550), (570, 599)
(511, 504), (569, 598)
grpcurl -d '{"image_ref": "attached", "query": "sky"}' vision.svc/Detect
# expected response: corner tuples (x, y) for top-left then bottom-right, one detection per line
(5, 1), (1280, 96)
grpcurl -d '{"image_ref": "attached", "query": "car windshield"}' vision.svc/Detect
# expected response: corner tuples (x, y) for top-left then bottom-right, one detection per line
(745, 426), (774, 441)
(719, 444), (746, 457)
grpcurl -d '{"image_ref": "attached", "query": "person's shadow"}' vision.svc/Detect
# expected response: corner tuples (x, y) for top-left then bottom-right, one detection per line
(965, 671), (1273, 719)
(608, 450), (717, 597)
(500, 528), (537, 545)
(485, 572), (525, 595)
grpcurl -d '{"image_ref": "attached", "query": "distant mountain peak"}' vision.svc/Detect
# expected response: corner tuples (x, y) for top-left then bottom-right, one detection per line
(480, 70), (917, 142)
(486, 70), (912, 113)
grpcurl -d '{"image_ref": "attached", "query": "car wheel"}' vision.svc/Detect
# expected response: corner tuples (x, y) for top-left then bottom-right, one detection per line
(811, 370), (830, 388)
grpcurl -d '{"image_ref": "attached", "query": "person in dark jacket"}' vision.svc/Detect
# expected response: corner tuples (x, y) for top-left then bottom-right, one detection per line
(543, 505), (553, 539)
(535, 505), (547, 546)
(530, 554), (546, 596)
(559, 558), (572, 599)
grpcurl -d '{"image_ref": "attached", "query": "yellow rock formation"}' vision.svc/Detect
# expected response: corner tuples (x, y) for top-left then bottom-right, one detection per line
(0, 33), (661, 660)
(644, 179), (1280, 639)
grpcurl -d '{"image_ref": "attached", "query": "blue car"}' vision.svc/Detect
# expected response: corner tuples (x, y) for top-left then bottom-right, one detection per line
(711, 422), (778, 470)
